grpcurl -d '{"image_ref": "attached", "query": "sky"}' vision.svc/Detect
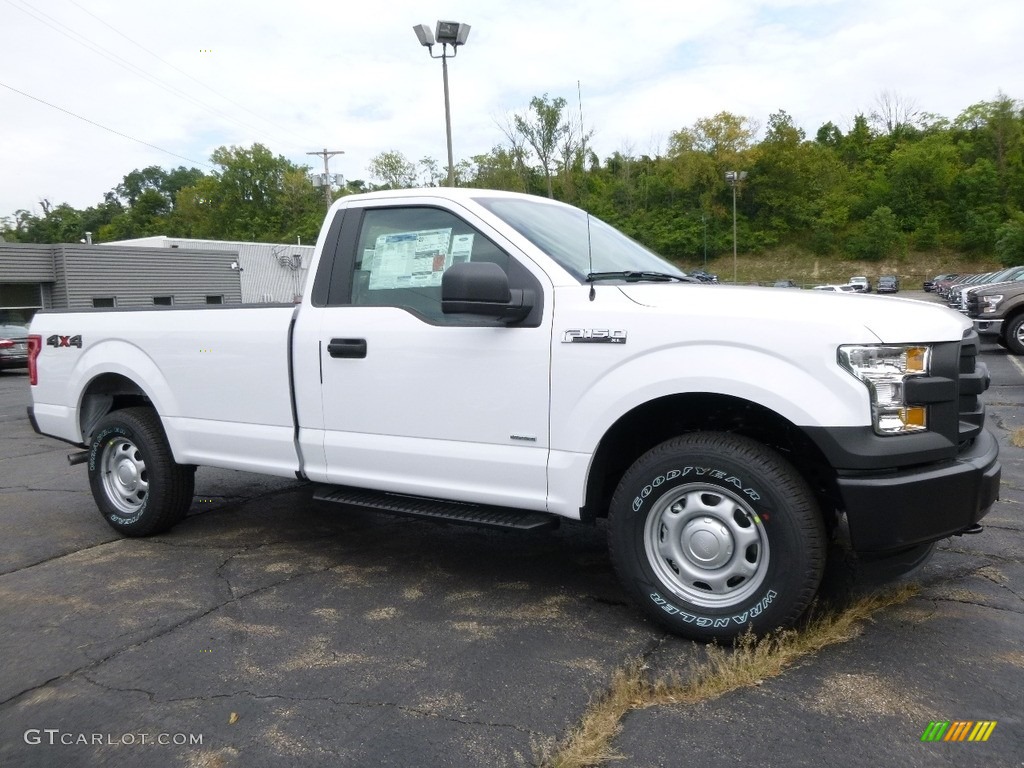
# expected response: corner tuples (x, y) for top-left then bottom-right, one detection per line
(1, 0), (1022, 221)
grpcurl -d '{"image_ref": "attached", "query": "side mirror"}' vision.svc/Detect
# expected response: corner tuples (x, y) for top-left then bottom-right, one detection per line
(442, 262), (533, 324)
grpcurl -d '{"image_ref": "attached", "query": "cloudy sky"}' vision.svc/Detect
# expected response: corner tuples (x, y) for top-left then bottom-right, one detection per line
(1, 0), (1022, 221)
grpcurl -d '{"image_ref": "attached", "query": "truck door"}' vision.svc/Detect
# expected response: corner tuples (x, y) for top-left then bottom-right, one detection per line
(308, 202), (552, 511)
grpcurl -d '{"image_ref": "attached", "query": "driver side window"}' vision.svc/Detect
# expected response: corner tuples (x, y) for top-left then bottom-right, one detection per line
(351, 207), (510, 324)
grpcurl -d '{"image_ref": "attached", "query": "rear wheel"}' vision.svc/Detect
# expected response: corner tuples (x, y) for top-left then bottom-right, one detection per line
(88, 407), (194, 536)
(607, 432), (826, 641)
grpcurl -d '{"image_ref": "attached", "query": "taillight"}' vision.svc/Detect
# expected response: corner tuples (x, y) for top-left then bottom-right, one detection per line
(28, 335), (41, 386)
(0, 339), (14, 349)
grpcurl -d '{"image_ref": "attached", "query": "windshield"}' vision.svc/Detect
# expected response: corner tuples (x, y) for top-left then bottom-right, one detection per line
(475, 196), (685, 282)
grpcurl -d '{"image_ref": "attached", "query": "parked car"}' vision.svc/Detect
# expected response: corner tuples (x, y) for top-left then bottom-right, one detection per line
(812, 284), (858, 292)
(938, 274), (977, 301)
(773, 279), (799, 288)
(848, 276), (871, 293)
(0, 324), (29, 370)
(877, 275), (900, 294)
(687, 269), (719, 284)
(924, 273), (957, 292)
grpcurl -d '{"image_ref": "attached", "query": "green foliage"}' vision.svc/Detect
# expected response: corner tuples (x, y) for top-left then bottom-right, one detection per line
(4, 93), (1024, 266)
(995, 212), (1024, 266)
(367, 150), (418, 189)
(846, 206), (900, 261)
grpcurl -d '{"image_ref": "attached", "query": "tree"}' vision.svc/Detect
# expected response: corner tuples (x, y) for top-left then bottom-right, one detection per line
(511, 94), (570, 198)
(368, 151), (417, 189)
(995, 212), (1024, 266)
(847, 206), (900, 260)
(870, 90), (921, 137)
(669, 111), (756, 161)
(170, 143), (321, 242)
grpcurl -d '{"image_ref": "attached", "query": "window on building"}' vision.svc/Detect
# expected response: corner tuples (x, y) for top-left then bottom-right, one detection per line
(206, 295), (223, 304)
(92, 297), (116, 308)
(153, 296), (173, 306)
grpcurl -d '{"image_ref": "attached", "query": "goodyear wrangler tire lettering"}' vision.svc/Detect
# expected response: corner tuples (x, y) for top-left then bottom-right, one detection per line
(608, 432), (826, 642)
(87, 407), (195, 537)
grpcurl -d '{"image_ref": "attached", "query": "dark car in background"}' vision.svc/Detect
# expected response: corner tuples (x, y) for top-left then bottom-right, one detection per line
(0, 324), (29, 371)
(687, 269), (719, 284)
(773, 279), (799, 288)
(924, 273), (957, 292)
(877, 275), (900, 293)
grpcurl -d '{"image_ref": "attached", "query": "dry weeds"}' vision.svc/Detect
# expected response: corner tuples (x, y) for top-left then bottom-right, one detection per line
(541, 584), (918, 768)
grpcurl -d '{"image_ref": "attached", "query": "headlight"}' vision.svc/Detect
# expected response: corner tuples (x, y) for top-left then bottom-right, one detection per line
(981, 294), (1003, 314)
(838, 345), (930, 435)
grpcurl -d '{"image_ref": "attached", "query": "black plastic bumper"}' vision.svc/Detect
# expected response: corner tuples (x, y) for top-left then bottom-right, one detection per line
(837, 428), (1001, 554)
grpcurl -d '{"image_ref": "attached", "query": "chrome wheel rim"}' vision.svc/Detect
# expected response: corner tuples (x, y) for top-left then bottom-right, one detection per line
(643, 483), (769, 609)
(100, 436), (149, 516)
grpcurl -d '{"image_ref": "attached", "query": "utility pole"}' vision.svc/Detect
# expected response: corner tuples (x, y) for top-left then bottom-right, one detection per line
(307, 148), (345, 208)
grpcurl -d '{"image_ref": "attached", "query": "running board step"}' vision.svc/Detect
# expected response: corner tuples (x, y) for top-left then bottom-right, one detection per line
(312, 485), (558, 531)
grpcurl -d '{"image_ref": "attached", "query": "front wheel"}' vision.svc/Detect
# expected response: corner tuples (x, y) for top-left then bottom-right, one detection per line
(88, 407), (194, 536)
(1004, 315), (1024, 355)
(607, 432), (826, 641)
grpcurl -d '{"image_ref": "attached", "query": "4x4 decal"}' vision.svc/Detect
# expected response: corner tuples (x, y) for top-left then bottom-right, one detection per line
(46, 334), (83, 349)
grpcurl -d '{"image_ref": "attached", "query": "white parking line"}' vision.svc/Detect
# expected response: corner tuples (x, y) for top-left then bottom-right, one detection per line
(1008, 354), (1024, 380)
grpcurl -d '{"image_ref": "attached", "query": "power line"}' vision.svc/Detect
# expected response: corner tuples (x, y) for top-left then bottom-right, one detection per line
(0, 80), (215, 169)
(5, 0), (298, 150)
(65, 0), (317, 148)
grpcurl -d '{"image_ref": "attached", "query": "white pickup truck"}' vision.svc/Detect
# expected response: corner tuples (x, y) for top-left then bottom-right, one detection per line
(27, 188), (1001, 641)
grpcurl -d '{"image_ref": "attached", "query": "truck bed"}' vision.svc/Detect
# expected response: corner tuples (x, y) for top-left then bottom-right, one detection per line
(29, 304), (302, 477)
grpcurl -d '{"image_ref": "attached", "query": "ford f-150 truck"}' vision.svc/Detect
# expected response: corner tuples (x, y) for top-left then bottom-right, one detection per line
(968, 276), (1024, 354)
(27, 188), (1001, 641)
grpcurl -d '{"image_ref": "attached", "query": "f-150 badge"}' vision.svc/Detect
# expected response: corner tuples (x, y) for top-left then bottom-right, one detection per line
(562, 329), (627, 344)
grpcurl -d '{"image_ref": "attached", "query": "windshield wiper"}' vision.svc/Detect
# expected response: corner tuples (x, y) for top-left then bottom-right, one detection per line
(586, 270), (690, 283)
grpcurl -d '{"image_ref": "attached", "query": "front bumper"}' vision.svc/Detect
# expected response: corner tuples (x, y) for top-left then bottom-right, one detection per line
(972, 318), (1003, 337)
(837, 428), (1001, 553)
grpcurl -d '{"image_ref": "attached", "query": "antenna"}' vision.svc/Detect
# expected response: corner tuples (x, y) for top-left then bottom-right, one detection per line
(586, 213), (596, 301)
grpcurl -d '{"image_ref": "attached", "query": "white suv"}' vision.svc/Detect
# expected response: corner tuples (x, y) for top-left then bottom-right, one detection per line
(848, 276), (871, 293)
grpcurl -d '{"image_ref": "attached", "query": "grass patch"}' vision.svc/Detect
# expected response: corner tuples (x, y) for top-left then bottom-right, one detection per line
(541, 584), (919, 768)
(1011, 427), (1024, 448)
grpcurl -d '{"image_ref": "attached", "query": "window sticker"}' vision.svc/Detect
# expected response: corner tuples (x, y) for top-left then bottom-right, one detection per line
(367, 228), (454, 290)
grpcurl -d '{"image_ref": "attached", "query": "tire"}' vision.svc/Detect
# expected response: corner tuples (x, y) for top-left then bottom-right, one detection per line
(1004, 315), (1024, 355)
(607, 432), (826, 642)
(88, 407), (194, 536)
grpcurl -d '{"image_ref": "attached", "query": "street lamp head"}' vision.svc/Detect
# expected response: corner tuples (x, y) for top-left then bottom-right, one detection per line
(413, 23), (435, 47)
(435, 20), (470, 46)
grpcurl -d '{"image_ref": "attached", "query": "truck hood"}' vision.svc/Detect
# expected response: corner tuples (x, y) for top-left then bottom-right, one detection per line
(617, 284), (971, 344)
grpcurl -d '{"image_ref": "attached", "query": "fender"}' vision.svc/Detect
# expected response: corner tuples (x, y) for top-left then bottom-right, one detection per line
(550, 341), (871, 455)
(68, 339), (179, 448)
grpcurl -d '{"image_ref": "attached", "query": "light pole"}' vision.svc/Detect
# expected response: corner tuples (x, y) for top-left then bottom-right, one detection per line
(725, 171), (747, 284)
(701, 214), (707, 270)
(413, 21), (471, 187)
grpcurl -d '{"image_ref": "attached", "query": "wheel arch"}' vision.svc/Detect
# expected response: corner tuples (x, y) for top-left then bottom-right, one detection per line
(581, 392), (840, 528)
(79, 372), (154, 445)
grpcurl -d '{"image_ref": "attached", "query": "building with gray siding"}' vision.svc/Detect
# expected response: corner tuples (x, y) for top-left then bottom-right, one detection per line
(108, 237), (313, 305)
(0, 243), (242, 324)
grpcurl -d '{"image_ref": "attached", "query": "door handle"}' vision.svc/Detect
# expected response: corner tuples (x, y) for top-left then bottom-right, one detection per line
(327, 338), (367, 358)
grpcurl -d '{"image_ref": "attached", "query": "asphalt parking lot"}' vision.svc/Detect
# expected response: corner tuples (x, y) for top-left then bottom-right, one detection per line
(1, 293), (1022, 767)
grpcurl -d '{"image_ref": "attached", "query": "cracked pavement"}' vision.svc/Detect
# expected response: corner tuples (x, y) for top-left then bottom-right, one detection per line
(1, 324), (1022, 766)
